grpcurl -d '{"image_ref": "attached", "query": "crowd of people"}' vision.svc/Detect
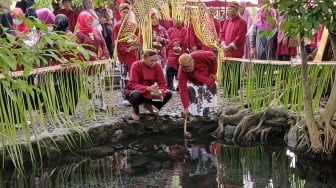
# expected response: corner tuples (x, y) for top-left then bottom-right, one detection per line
(0, 0), (325, 121)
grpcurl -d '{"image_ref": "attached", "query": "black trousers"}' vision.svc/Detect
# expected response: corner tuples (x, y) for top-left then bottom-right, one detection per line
(104, 34), (113, 58)
(126, 90), (172, 114)
(166, 67), (177, 91)
(53, 72), (79, 115)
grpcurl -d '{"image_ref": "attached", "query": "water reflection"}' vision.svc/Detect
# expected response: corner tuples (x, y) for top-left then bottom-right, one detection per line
(215, 144), (336, 188)
(217, 144), (299, 187)
(1, 133), (336, 187)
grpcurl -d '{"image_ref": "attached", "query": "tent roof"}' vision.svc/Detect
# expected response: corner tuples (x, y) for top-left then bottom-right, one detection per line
(201, 0), (259, 8)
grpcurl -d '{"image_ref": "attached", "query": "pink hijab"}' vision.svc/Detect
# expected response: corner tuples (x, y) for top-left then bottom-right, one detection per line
(76, 12), (94, 33)
(11, 8), (29, 33)
(36, 8), (55, 25)
(254, 5), (276, 30)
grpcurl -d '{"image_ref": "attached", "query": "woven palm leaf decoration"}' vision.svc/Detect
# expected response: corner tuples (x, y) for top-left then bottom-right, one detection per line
(186, 1), (219, 49)
(113, 11), (138, 61)
(133, 0), (157, 49)
(185, 0), (223, 81)
(170, 0), (190, 27)
(116, 11), (138, 43)
(154, 0), (171, 20)
(133, 0), (157, 23)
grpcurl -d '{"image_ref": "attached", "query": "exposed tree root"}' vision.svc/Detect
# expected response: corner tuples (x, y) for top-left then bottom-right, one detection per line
(212, 106), (295, 146)
(212, 106), (336, 161)
(211, 106), (252, 138)
(233, 112), (263, 141)
(288, 120), (336, 162)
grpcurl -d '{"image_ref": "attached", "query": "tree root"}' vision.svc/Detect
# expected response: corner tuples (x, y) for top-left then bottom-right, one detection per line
(233, 112), (264, 141)
(245, 120), (264, 144)
(212, 107), (295, 146)
(212, 106), (252, 138)
(288, 122), (336, 161)
(219, 109), (252, 126)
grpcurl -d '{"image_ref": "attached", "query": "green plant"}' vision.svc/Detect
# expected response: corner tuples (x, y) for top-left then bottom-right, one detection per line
(0, 15), (105, 171)
(272, 0), (336, 158)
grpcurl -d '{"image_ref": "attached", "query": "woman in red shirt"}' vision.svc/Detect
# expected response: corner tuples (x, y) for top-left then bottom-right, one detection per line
(11, 8), (29, 35)
(75, 11), (110, 111)
(112, 3), (140, 105)
(75, 11), (109, 61)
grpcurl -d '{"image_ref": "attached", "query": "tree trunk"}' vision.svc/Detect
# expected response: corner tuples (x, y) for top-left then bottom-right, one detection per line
(316, 31), (336, 153)
(319, 31), (336, 123)
(300, 39), (323, 151)
(318, 72), (336, 124)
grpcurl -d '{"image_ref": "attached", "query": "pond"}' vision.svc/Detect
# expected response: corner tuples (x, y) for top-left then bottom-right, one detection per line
(1, 130), (336, 188)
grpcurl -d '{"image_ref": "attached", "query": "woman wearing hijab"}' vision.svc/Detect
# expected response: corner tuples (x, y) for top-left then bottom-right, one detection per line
(250, 5), (277, 60)
(50, 14), (74, 66)
(36, 8), (56, 31)
(76, 11), (109, 61)
(10, 8), (31, 70)
(53, 14), (72, 34)
(11, 8), (29, 35)
(49, 14), (80, 115)
(238, 1), (254, 59)
(75, 11), (109, 111)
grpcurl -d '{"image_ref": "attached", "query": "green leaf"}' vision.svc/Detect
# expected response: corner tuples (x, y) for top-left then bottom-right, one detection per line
(25, 18), (35, 29)
(266, 15), (276, 25)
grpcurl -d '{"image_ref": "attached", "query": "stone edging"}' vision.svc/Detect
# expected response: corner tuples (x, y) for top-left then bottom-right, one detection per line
(1, 113), (219, 165)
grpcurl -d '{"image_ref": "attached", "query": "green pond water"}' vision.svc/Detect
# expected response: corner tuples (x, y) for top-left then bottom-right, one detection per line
(1, 131), (336, 188)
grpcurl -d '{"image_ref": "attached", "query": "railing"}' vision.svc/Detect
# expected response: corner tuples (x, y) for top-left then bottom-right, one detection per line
(0, 59), (113, 78)
(219, 58), (335, 116)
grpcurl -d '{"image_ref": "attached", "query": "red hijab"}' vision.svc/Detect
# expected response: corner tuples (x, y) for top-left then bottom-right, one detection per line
(76, 11), (94, 33)
(11, 8), (29, 33)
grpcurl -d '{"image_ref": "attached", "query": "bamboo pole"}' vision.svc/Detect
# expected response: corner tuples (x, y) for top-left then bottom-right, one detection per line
(184, 116), (187, 133)
(222, 57), (336, 65)
(0, 60), (114, 79)
(184, 116), (192, 138)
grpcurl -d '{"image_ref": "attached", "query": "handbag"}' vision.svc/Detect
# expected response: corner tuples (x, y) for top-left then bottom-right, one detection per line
(288, 36), (300, 48)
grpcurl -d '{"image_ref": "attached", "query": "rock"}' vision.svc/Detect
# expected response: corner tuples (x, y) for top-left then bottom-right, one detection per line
(78, 146), (115, 156)
(131, 156), (150, 167)
(285, 126), (299, 149)
(111, 130), (124, 143)
(98, 131), (108, 140)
